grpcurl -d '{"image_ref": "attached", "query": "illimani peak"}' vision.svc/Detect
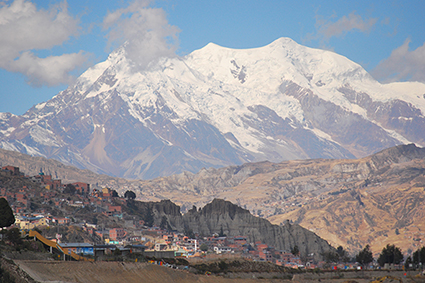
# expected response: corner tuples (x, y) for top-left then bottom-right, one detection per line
(1, 38), (424, 179)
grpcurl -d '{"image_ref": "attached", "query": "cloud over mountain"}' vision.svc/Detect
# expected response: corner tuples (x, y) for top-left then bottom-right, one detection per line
(372, 39), (425, 83)
(0, 0), (86, 86)
(316, 11), (377, 39)
(0, 0), (179, 86)
(103, 0), (179, 71)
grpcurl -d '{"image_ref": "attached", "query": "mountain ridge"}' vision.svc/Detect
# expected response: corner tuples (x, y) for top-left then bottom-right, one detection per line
(1, 37), (425, 179)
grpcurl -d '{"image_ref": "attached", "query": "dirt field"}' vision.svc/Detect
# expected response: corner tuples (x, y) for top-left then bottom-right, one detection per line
(10, 260), (425, 283)
(14, 260), (287, 283)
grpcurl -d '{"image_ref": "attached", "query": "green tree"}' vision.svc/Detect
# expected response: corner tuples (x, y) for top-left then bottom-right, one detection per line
(405, 256), (413, 270)
(200, 243), (208, 252)
(291, 245), (299, 256)
(0, 198), (15, 228)
(412, 246), (425, 266)
(63, 184), (76, 194)
(322, 250), (339, 263)
(6, 228), (22, 246)
(218, 226), (226, 237)
(111, 190), (119, 197)
(337, 246), (350, 263)
(356, 245), (373, 267)
(184, 227), (195, 239)
(124, 190), (136, 200)
(377, 244), (403, 266)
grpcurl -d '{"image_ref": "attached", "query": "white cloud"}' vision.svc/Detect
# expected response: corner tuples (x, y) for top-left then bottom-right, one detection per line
(371, 39), (425, 83)
(9, 51), (87, 87)
(316, 12), (377, 39)
(0, 0), (87, 86)
(305, 11), (378, 45)
(103, 0), (179, 70)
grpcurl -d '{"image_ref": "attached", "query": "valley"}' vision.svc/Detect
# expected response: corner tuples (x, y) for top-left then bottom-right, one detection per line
(1, 144), (424, 255)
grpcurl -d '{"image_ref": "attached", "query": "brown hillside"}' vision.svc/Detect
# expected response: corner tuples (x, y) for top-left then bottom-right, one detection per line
(1, 144), (425, 254)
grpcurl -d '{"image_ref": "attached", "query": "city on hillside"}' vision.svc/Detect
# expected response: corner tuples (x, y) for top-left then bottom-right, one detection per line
(1, 165), (424, 272)
(1, 165), (314, 268)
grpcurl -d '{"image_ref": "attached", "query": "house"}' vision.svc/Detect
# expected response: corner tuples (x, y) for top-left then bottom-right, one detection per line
(154, 243), (168, 251)
(233, 236), (247, 245)
(256, 243), (268, 251)
(163, 234), (173, 244)
(108, 205), (122, 213)
(214, 246), (233, 254)
(259, 250), (273, 262)
(38, 175), (62, 190)
(102, 188), (111, 198)
(41, 191), (57, 202)
(53, 217), (70, 225)
(1, 166), (20, 176)
(109, 228), (127, 241)
(15, 193), (27, 205)
(280, 252), (295, 263)
(34, 217), (49, 227)
(15, 218), (35, 230)
(127, 235), (143, 243)
(207, 236), (227, 245)
(72, 182), (90, 195)
(102, 205), (122, 217)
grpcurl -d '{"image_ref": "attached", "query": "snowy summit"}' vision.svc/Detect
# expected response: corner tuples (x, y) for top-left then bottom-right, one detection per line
(1, 38), (425, 179)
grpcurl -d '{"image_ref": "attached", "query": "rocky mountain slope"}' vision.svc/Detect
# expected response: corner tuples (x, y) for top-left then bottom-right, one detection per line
(137, 143), (425, 254)
(1, 144), (424, 254)
(185, 199), (334, 261)
(139, 198), (334, 261)
(1, 38), (425, 179)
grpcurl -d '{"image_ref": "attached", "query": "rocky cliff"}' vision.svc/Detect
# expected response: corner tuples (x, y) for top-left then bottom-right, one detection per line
(147, 198), (334, 261)
(182, 199), (334, 261)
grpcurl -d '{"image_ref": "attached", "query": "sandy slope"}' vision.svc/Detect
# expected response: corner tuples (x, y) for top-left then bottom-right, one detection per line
(12, 260), (425, 283)
(14, 260), (281, 283)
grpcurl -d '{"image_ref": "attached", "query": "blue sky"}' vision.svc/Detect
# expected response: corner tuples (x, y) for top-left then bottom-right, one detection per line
(1, 0), (424, 115)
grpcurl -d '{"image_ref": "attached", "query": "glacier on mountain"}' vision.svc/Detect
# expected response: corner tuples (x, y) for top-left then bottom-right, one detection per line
(0, 37), (424, 179)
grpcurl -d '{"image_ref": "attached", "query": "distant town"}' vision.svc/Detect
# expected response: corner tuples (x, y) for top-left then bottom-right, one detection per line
(1, 165), (317, 268)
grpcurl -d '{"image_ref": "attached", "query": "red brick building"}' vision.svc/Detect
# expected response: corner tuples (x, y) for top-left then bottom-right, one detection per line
(72, 182), (90, 195)
(109, 228), (127, 241)
(1, 166), (20, 175)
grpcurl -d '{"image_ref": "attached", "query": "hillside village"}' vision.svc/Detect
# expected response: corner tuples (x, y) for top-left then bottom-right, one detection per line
(0, 165), (319, 269)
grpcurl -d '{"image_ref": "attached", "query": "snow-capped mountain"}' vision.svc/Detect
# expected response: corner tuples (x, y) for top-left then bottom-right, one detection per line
(1, 37), (425, 179)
